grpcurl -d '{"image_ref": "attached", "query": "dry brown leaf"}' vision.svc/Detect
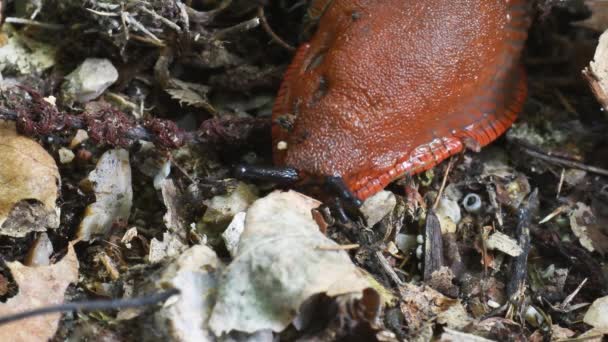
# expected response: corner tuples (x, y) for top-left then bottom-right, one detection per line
(0, 121), (59, 237)
(0, 243), (79, 342)
(399, 283), (467, 333)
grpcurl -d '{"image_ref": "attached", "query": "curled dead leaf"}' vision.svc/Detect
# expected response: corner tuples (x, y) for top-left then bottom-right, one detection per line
(0, 243), (79, 342)
(0, 121), (60, 237)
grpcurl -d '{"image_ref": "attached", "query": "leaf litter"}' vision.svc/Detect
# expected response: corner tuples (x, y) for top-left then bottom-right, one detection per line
(2, 0), (608, 341)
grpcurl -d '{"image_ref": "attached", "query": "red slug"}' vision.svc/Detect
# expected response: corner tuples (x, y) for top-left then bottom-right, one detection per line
(272, 0), (531, 201)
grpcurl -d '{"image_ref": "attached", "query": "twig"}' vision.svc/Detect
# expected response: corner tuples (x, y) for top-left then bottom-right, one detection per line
(0, 289), (179, 326)
(4, 17), (64, 30)
(316, 243), (360, 251)
(257, 6), (296, 51)
(506, 189), (538, 315)
(375, 251), (404, 286)
(520, 146), (608, 177)
(560, 278), (587, 310)
(433, 156), (455, 210)
(212, 17), (260, 40)
(85, 8), (120, 17)
(556, 168), (565, 198)
(538, 205), (568, 224)
(125, 13), (164, 45)
(141, 7), (182, 32)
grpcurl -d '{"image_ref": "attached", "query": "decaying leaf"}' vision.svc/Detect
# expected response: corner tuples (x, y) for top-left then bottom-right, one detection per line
(0, 243), (79, 342)
(569, 202), (608, 255)
(165, 78), (214, 111)
(209, 190), (373, 335)
(400, 283), (471, 333)
(0, 121), (60, 237)
(0, 24), (56, 75)
(200, 181), (258, 229)
(360, 190), (397, 227)
(584, 296), (608, 330)
(77, 149), (133, 241)
(435, 197), (461, 234)
(148, 231), (188, 264)
(161, 179), (189, 240)
(153, 245), (221, 342)
(584, 29), (608, 111)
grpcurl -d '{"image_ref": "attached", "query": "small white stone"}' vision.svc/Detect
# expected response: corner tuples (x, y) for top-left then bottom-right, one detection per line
(43, 95), (56, 106)
(58, 147), (75, 164)
(69, 129), (89, 149)
(487, 300), (501, 309)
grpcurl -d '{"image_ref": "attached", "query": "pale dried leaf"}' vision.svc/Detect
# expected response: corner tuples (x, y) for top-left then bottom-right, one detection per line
(154, 245), (221, 342)
(400, 283), (461, 332)
(148, 232), (188, 264)
(584, 296), (608, 329)
(209, 190), (371, 335)
(584, 29), (608, 111)
(201, 182), (258, 225)
(360, 190), (397, 227)
(77, 149), (132, 241)
(0, 243), (79, 342)
(569, 202), (608, 255)
(166, 79), (212, 109)
(0, 121), (59, 237)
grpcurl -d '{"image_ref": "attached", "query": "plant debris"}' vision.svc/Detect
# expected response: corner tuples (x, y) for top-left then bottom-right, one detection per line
(0, 121), (59, 237)
(1, 0), (608, 341)
(0, 243), (78, 342)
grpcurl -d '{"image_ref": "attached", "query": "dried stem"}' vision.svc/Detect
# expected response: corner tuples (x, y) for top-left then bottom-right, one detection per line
(257, 6), (296, 51)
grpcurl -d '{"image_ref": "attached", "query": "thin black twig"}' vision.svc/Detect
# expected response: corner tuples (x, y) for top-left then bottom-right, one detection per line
(506, 189), (538, 316)
(0, 288), (180, 326)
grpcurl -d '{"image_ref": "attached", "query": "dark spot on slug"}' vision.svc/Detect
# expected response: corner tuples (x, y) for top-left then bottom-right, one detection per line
(274, 114), (297, 132)
(306, 51), (326, 72)
(310, 76), (329, 106)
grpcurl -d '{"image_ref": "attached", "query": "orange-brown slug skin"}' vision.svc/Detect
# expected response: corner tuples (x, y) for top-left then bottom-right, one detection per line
(272, 0), (531, 200)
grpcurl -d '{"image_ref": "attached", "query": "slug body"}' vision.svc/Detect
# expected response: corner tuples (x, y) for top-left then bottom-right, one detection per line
(272, 0), (531, 201)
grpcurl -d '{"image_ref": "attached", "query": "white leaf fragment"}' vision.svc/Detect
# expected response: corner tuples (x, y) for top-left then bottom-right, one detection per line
(486, 231), (523, 257)
(568, 202), (596, 253)
(584, 296), (608, 329)
(201, 182), (258, 225)
(148, 232), (188, 264)
(360, 190), (397, 227)
(209, 190), (371, 335)
(154, 245), (221, 342)
(222, 211), (246, 257)
(77, 149), (132, 241)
